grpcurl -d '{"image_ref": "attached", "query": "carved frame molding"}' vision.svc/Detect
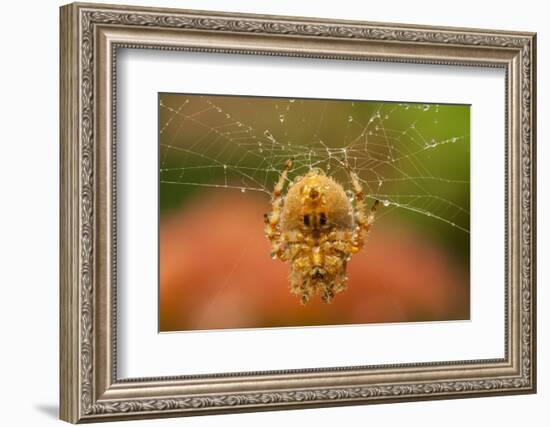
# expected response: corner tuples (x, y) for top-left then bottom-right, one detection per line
(60, 2), (536, 423)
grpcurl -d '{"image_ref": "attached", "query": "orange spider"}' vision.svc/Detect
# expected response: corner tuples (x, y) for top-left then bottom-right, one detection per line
(264, 159), (379, 304)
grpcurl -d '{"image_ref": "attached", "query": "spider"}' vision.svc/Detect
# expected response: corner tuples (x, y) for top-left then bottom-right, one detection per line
(264, 159), (379, 304)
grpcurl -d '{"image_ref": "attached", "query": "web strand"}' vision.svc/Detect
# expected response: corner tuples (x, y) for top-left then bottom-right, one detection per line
(159, 94), (470, 233)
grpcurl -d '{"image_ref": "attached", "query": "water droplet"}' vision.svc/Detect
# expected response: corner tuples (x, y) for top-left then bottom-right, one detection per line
(383, 199), (390, 207)
(404, 105), (410, 110)
(223, 164), (227, 170)
(326, 163), (331, 170)
(241, 188), (246, 193)
(378, 180), (383, 188)
(289, 99), (295, 103)
(451, 137), (457, 143)
(279, 114), (285, 123)
(216, 107), (222, 112)
(422, 104), (430, 111)
(348, 115), (353, 122)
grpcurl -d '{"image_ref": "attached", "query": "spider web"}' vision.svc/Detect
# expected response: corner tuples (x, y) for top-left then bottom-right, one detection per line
(159, 94), (470, 233)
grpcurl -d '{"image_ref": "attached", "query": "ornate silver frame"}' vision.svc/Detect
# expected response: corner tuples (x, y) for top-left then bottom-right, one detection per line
(60, 2), (537, 423)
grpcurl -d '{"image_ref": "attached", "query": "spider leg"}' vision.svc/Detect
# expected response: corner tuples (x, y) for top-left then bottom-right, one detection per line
(346, 165), (379, 253)
(322, 231), (354, 257)
(333, 274), (348, 294)
(264, 159), (293, 259)
(289, 254), (315, 305)
(319, 254), (348, 303)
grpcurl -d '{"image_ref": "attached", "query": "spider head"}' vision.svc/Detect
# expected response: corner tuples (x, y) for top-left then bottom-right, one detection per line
(311, 266), (326, 280)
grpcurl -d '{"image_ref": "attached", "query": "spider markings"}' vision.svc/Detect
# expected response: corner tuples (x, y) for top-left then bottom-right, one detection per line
(265, 159), (379, 304)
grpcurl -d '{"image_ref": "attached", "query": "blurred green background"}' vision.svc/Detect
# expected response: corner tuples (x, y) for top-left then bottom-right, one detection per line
(158, 93), (470, 332)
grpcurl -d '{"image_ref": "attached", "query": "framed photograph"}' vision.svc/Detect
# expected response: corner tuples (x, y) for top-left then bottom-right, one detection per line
(60, 2), (536, 423)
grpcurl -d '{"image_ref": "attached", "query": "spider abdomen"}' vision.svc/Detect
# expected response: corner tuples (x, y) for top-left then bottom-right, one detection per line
(280, 171), (355, 233)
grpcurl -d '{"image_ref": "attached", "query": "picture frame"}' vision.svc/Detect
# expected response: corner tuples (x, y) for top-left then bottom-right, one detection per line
(59, 2), (536, 423)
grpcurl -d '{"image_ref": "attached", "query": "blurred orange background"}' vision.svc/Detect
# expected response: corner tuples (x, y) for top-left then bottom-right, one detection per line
(160, 191), (469, 331)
